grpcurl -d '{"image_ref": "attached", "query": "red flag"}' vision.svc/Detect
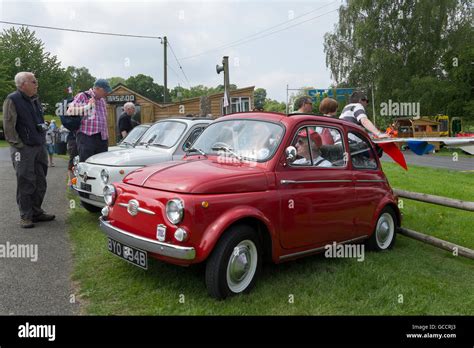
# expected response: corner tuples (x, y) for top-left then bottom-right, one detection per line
(378, 142), (408, 171)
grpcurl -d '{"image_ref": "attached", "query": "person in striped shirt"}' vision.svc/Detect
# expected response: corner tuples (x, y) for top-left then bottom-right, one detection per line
(339, 91), (388, 138)
(67, 79), (112, 161)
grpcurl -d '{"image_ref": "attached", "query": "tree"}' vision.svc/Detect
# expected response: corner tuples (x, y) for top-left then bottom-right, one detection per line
(254, 88), (267, 109)
(0, 26), (68, 112)
(108, 76), (126, 89)
(125, 74), (168, 103)
(264, 98), (286, 113)
(66, 66), (96, 95)
(324, 0), (473, 123)
(0, 61), (14, 104)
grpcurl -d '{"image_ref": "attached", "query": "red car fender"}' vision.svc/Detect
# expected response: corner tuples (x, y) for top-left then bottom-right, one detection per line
(196, 205), (278, 262)
(370, 195), (402, 236)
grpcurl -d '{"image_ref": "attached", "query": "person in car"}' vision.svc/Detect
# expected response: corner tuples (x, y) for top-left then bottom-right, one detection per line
(293, 130), (332, 167)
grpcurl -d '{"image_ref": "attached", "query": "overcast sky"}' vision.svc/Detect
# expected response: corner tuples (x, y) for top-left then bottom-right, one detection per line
(0, 0), (340, 102)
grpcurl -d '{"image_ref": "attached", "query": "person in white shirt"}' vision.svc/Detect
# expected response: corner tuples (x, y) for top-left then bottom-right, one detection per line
(339, 91), (388, 138)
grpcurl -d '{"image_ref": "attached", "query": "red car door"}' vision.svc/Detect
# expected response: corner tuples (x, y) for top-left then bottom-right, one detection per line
(347, 131), (387, 237)
(276, 125), (356, 250)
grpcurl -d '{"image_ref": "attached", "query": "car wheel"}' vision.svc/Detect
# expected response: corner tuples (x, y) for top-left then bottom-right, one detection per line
(81, 201), (102, 213)
(367, 207), (397, 251)
(205, 225), (261, 300)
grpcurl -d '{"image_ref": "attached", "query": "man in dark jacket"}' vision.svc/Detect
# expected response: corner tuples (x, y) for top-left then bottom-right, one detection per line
(3, 72), (55, 228)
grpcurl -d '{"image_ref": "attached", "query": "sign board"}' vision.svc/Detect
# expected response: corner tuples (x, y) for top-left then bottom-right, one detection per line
(106, 94), (136, 104)
(307, 88), (354, 100)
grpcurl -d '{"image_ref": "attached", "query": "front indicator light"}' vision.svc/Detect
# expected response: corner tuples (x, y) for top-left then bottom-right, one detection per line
(101, 206), (109, 217)
(174, 228), (188, 242)
(157, 224), (166, 242)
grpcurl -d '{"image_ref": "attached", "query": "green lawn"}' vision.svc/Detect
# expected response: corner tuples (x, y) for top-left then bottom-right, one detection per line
(0, 140), (9, 147)
(67, 163), (474, 315)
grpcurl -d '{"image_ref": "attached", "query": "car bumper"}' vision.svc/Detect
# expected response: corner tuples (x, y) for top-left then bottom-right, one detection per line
(72, 186), (105, 207)
(99, 217), (196, 260)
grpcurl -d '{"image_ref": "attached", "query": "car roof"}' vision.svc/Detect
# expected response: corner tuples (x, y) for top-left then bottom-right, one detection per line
(151, 117), (213, 126)
(217, 112), (363, 130)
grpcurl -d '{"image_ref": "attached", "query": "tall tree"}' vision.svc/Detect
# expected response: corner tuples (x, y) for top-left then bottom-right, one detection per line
(66, 66), (96, 95)
(253, 88), (267, 109)
(125, 74), (168, 103)
(0, 26), (68, 112)
(107, 76), (126, 89)
(324, 0), (473, 124)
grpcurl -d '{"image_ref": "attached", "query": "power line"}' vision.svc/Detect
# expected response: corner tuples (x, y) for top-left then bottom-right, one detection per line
(179, 1), (339, 60)
(167, 40), (191, 88)
(0, 20), (161, 39)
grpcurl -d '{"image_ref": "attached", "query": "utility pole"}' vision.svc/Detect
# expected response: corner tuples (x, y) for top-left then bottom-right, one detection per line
(216, 56), (230, 115)
(163, 36), (168, 104)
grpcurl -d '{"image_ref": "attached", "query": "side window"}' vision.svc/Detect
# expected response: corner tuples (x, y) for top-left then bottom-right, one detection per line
(348, 132), (377, 169)
(290, 126), (344, 168)
(183, 126), (205, 150)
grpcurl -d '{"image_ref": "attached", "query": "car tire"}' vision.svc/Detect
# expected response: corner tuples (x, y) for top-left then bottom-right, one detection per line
(205, 225), (261, 300)
(367, 207), (397, 251)
(81, 201), (102, 213)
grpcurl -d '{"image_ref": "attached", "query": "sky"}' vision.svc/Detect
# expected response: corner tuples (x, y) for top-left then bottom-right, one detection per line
(0, 0), (341, 102)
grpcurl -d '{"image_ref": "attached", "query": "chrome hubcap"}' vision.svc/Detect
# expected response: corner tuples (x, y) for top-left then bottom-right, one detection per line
(226, 240), (257, 293)
(376, 213), (394, 249)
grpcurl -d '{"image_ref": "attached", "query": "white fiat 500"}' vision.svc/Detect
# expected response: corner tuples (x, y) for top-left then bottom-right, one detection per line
(73, 117), (212, 212)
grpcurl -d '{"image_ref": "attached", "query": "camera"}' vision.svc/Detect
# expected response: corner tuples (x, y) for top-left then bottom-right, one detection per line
(36, 123), (48, 132)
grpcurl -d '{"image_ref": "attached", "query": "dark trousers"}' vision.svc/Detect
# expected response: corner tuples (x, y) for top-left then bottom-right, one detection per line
(76, 132), (108, 162)
(10, 145), (48, 220)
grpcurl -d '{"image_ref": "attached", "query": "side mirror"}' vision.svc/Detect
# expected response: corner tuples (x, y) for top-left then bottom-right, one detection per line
(285, 146), (297, 163)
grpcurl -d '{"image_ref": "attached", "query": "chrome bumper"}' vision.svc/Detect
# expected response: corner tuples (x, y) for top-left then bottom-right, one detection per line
(99, 217), (196, 260)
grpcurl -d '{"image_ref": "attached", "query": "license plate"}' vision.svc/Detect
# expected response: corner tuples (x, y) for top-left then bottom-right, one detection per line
(107, 238), (148, 270)
(80, 182), (92, 192)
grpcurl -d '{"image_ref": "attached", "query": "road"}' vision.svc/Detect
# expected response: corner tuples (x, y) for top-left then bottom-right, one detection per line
(381, 152), (474, 171)
(0, 147), (79, 315)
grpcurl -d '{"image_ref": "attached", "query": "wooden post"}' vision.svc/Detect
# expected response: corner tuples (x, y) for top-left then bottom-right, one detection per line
(394, 189), (474, 212)
(399, 228), (474, 260)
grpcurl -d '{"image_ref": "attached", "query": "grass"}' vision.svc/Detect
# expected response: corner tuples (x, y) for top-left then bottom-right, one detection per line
(0, 140), (9, 147)
(67, 163), (474, 315)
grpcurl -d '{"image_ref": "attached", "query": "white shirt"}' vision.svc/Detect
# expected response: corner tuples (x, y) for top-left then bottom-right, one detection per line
(339, 103), (368, 124)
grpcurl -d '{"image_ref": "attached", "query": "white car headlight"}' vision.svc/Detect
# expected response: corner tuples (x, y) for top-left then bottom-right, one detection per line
(103, 185), (116, 206)
(166, 199), (184, 225)
(100, 169), (110, 184)
(76, 163), (84, 175)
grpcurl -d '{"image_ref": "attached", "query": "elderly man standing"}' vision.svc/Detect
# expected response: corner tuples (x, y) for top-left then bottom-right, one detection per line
(118, 102), (135, 140)
(3, 72), (55, 228)
(67, 79), (112, 161)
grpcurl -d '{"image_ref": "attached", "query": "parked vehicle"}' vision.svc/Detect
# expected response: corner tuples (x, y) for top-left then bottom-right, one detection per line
(99, 112), (401, 299)
(73, 117), (212, 212)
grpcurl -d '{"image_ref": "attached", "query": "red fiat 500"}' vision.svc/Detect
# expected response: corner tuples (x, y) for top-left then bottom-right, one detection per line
(100, 112), (401, 299)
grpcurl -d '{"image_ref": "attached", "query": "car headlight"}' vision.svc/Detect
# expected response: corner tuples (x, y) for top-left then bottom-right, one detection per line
(103, 185), (116, 206)
(166, 199), (184, 225)
(76, 163), (84, 175)
(100, 169), (110, 184)
(73, 155), (80, 167)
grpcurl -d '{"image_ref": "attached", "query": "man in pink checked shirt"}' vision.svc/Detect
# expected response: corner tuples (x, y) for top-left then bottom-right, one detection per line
(67, 79), (112, 161)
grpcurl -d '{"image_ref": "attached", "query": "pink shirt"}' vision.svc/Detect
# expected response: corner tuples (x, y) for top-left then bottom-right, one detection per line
(71, 88), (108, 140)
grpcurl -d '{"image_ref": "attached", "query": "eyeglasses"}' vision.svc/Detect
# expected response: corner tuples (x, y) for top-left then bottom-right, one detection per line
(28, 80), (38, 85)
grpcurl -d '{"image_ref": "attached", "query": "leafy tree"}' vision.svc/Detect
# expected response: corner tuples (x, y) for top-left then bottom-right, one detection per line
(0, 61), (14, 105)
(264, 98), (286, 113)
(0, 26), (68, 112)
(108, 76), (126, 89)
(66, 66), (96, 95)
(254, 88), (267, 109)
(125, 74), (168, 103)
(324, 0), (473, 123)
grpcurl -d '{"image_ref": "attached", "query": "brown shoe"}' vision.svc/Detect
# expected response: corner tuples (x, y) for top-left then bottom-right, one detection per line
(20, 218), (34, 228)
(32, 213), (56, 222)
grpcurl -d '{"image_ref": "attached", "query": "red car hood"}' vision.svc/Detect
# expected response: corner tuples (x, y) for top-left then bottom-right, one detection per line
(123, 158), (269, 194)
